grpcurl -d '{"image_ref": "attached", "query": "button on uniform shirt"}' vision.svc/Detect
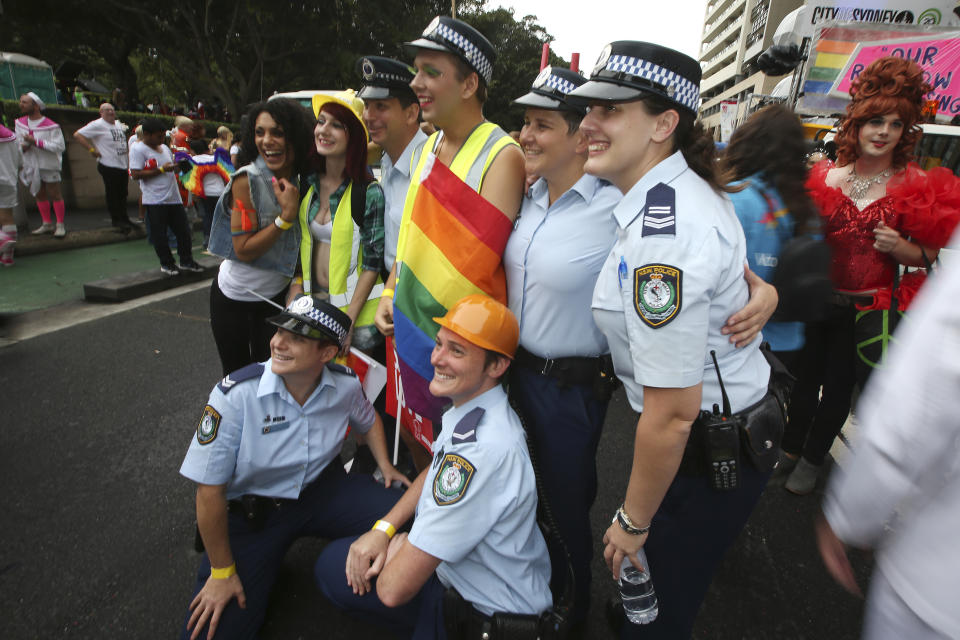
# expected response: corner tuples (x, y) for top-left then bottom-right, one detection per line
(504, 174), (620, 358)
(591, 151), (769, 414)
(406, 385), (552, 617)
(381, 129), (428, 272)
(180, 362), (375, 500)
(76, 117), (128, 170)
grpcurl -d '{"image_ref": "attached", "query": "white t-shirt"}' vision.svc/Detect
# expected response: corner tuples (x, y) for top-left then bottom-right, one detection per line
(130, 143), (181, 205)
(76, 117), (128, 170)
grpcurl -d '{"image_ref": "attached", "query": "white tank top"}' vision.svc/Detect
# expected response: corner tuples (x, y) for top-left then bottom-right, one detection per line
(310, 218), (333, 244)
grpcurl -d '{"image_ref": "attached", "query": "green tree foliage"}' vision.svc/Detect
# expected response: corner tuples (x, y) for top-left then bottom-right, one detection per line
(0, 0), (564, 127)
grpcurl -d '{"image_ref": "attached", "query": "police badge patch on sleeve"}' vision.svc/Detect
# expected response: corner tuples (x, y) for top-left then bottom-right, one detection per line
(433, 454), (476, 506)
(196, 405), (222, 445)
(634, 264), (682, 328)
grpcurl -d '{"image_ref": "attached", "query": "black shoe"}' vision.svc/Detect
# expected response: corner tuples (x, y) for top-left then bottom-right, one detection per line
(179, 261), (204, 273)
(160, 264), (180, 276)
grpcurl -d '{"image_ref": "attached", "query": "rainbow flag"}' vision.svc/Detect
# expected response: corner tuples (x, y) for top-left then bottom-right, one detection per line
(174, 147), (234, 197)
(392, 153), (512, 423)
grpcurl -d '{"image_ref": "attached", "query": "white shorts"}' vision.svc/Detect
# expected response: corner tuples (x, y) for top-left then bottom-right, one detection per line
(0, 183), (17, 209)
(39, 169), (61, 183)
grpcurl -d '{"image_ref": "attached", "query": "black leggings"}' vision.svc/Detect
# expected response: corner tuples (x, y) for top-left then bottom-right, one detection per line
(209, 279), (287, 377)
(781, 303), (857, 465)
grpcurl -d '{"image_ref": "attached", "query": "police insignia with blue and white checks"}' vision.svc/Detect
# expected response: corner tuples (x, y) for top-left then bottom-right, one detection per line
(633, 264), (682, 328)
(642, 183), (676, 237)
(197, 405), (222, 445)
(433, 453), (476, 506)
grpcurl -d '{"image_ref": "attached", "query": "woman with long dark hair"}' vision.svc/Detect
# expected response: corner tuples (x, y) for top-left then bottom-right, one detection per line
(289, 90), (385, 355)
(781, 57), (960, 494)
(206, 98), (315, 376)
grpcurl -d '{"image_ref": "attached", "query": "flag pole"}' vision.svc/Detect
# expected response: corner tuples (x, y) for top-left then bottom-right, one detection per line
(392, 345), (404, 467)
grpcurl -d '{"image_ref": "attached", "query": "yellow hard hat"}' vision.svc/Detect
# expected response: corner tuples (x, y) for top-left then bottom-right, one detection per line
(433, 294), (519, 359)
(312, 89), (368, 142)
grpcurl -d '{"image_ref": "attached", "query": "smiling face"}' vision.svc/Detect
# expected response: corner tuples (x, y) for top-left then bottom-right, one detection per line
(429, 327), (501, 406)
(269, 328), (334, 378)
(100, 103), (117, 124)
(314, 109), (350, 158)
(857, 112), (903, 162)
(410, 50), (469, 127)
(362, 97), (418, 154)
(519, 108), (582, 182)
(254, 111), (294, 178)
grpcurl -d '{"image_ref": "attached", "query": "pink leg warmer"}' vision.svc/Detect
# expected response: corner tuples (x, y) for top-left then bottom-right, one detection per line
(53, 200), (65, 224)
(37, 200), (52, 224)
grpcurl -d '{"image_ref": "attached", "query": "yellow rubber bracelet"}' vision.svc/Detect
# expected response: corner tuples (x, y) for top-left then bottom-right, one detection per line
(372, 519), (396, 538)
(209, 563), (237, 579)
(88, 147), (97, 154)
(159, 166), (165, 173)
(292, 276), (304, 286)
(274, 216), (294, 230)
(381, 288), (395, 299)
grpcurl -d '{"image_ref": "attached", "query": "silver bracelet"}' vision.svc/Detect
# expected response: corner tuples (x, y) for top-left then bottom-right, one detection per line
(613, 505), (650, 536)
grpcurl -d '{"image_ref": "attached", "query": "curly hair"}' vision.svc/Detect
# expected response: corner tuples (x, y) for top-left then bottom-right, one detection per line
(237, 98), (315, 176)
(311, 102), (371, 187)
(721, 105), (818, 234)
(834, 56), (931, 167)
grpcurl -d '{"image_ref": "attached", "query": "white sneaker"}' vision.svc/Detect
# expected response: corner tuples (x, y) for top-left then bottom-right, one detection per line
(0, 232), (15, 253)
(54, 224), (66, 238)
(31, 223), (55, 235)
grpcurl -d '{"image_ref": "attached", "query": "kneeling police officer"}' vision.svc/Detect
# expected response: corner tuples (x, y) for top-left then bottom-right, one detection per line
(179, 295), (408, 640)
(315, 294), (554, 639)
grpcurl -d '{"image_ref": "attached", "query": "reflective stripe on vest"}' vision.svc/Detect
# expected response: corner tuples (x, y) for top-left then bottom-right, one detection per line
(298, 183), (383, 327)
(395, 122), (517, 264)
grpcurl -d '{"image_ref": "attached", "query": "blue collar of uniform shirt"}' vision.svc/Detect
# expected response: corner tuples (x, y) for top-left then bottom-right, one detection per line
(528, 172), (603, 211)
(258, 361), (337, 405)
(612, 150), (688, 229)
(384, 128), (428, 178)
(441, 384), (508, 433)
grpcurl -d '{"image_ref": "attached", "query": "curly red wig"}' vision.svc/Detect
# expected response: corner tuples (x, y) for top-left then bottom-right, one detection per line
(834, 56), (931, 168)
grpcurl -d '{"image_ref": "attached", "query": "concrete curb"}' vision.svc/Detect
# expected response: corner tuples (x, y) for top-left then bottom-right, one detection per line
(16, 225), (149, 256)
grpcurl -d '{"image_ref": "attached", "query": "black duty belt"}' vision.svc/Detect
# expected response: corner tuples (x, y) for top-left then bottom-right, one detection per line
(514, 345), (614, 387)
(226, 460), (343, 525)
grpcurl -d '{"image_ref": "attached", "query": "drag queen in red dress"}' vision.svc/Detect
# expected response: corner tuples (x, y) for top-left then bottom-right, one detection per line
(781, 56), (960, 494)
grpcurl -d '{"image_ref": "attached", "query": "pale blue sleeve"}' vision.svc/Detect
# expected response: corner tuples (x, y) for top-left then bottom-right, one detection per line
(179, 386), (243, 486)
(347, 377), (376, 434)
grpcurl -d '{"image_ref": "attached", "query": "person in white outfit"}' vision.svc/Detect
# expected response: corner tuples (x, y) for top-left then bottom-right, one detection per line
(0, 123), (22, 265)
(14, 92), (67, 237)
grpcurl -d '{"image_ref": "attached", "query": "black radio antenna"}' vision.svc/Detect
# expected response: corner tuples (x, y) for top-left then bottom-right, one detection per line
(709, 350), (732, 418)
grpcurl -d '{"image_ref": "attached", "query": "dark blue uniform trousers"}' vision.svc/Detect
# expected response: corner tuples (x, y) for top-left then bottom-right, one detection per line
(314, 535), (449, 639)
(622, 464), (772, 639)
(180, 464), (402, 640)
(509, 366), (609, 622)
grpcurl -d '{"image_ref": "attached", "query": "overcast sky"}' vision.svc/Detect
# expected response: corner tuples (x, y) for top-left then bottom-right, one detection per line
(495, 0), (710, 69)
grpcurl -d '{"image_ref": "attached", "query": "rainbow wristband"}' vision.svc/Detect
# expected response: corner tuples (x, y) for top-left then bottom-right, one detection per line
(209, 563), (237, 579)
(372, 519), (396, 538)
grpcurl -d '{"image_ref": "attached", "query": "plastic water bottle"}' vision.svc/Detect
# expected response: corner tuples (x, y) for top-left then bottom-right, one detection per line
(619, 550), (658, 624)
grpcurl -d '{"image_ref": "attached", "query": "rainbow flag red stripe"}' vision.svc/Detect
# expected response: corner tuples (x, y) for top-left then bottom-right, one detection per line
(174, 147), (234, 197)
(392, 153), (511, 422)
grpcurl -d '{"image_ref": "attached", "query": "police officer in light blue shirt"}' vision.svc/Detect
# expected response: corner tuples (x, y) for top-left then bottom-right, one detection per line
(357, 56), (429, 276)
(570, 41), (786, 638)
(315, 295), (553, 639)
(179, 295), (408, 640)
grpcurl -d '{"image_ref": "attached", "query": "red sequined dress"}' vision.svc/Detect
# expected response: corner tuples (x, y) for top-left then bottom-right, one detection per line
(806, 161), (960, 310)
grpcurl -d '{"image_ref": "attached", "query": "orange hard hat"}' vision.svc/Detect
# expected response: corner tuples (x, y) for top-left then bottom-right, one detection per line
(433, 294), (519, 359)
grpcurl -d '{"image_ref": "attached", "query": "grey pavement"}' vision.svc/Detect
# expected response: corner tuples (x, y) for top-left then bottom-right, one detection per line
(0, 285), (870, 639)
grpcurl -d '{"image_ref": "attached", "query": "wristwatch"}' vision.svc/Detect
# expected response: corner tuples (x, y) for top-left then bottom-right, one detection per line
(613, 505), (650, 536)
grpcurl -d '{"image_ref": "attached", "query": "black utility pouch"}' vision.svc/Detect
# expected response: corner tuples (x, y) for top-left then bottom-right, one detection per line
(738, 393), (785, 473)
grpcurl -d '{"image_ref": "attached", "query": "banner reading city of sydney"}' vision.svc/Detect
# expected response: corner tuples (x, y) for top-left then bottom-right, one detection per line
(391, 152), (511, 424)
(829, 32), (960, 117)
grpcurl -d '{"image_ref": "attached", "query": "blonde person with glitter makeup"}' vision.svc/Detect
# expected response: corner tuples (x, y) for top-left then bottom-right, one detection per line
(781, 56), (960, 495)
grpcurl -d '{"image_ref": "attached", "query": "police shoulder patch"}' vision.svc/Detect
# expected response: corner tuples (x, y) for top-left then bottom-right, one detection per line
(218, 363), (264, 394)
(196, 405), (222, 445)
(326, 363), (357, 378)
(633, 264), (682, 328)
(433, 454), (476, 506)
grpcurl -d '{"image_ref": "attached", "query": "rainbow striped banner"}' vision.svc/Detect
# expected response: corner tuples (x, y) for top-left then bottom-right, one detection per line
(392, 153), (511, 422)
(174, 147), (234, 197)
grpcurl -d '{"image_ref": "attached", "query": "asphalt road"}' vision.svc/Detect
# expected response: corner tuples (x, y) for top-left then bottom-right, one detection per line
(0, 284), (870, 639)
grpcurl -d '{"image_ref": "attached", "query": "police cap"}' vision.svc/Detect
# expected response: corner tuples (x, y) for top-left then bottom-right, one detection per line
(266, 295), (351, 345)
(356, 56), (418, 102)
(513, 66), (587, 116)
(403, 16), (496, 86)
(568, 41), (701, 115)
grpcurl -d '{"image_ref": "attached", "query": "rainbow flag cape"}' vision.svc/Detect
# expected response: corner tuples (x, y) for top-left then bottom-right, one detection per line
(392, 153), (511, 422)
(174, 147), (234, 197)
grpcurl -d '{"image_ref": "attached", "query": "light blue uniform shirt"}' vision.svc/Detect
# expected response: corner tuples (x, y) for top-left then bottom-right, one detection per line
(381, 129), (428, 272)
(179, 361), (375, 500)
(592, 151), (769, 414)
(504, 174), (621, 358)
(407, 386), (552, 617)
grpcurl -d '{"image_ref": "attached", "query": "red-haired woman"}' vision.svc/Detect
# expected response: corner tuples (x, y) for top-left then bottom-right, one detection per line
(289, 90), (385, 355)
(782, 57), (960, 494)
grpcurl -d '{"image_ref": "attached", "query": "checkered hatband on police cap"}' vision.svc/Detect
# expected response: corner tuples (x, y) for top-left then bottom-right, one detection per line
(602, 54), (700, 112)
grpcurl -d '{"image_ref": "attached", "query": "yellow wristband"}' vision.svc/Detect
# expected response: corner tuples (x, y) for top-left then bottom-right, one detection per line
(275, 216), (294, 230)
(158, 166), (165, 173)
(292, 276), (304, 286)
(209, 563), (236, 579)
(372, 519), (396, 538)
(88, 147), (97, 154)
(381, 288), (395, 299)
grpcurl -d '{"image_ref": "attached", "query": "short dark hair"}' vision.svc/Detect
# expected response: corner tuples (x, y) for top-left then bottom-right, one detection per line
(483, 349), (509, 377)
(237, 98), (315, 175)
(560, 109), (582, 134)
(189, 139), (207, 155)
(142, 118), (164, 134)
(451, 57), (487, 105)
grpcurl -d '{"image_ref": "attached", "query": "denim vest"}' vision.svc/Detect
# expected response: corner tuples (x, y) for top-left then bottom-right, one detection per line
(207, 156), (301, 277)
